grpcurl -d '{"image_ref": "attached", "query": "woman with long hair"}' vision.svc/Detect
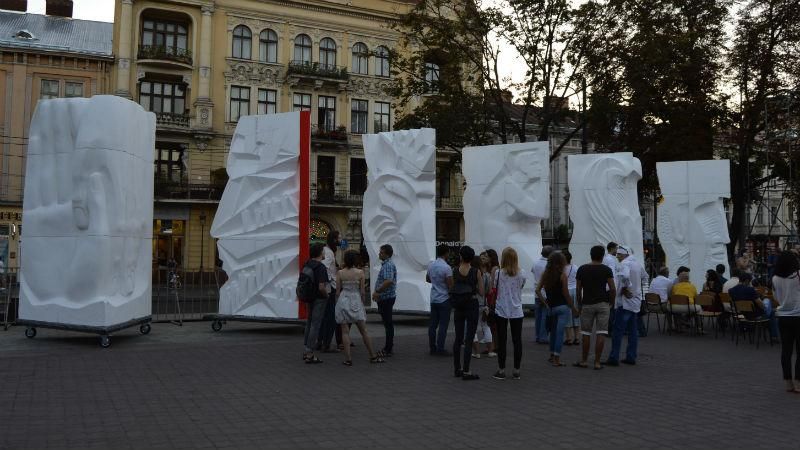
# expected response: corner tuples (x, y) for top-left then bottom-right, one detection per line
(472, 254), (495, 358)
(536, 252), (576, 367)
(335, 250), (384, 365)
(450, 246), (483, 380)
(772, 251), (800, 393)
(492, 247), (526, 380)
(702, 269), (722, 294)
(563, 250), (580, 345)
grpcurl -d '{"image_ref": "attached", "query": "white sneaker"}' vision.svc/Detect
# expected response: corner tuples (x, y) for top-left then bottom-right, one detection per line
(487, 352), (497, 358)
(471, 353), (480, 359)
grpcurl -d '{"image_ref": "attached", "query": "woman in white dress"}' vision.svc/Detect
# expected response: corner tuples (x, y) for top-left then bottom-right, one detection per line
(336, 250), (385, 366)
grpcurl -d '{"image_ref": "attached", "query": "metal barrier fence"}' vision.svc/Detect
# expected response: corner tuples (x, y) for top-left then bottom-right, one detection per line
(0, 267), (226, 328)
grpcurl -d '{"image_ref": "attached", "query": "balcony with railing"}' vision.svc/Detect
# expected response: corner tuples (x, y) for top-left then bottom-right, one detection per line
(311, 124), (350, 147)
(155, 112), (191, 130)
(287, 60), (349, 80)
(137, 45), (193, 67)
(436, 195), (463, 210)
(311, 188), (364, 206)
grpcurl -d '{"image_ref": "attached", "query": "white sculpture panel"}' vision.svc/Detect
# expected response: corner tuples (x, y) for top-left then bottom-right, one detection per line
(657, 160), (731, 288)
(362, 129), (436, 313)
(20, 96), (155, 327)
(463, 142), (549, 304)
(568, 153), (644, 267)
(211, 112), (303, 319)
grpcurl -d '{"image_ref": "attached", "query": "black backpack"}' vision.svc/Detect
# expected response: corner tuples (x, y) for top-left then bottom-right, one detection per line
(297, 260), (319, 302)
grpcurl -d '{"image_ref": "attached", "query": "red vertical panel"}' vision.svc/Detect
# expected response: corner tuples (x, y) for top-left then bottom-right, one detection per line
(298, 111), (311, 319)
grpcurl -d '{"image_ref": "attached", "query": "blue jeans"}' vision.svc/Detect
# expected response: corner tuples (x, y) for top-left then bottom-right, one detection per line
(535, 302), (549, 343)
(609, 308), (639, 362)
(429, 301), (452, 352)
(548, 305), (571, 355)
(762, 299), (780, 339)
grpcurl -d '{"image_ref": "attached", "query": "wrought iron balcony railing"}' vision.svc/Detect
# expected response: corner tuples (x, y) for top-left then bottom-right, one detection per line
(287, 60), (349, 80)
(138, 45), (193, 65)
(311, 188), (364, 206)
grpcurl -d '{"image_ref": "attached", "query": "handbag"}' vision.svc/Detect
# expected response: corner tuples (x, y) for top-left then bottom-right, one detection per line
(486, 270), (499, 319)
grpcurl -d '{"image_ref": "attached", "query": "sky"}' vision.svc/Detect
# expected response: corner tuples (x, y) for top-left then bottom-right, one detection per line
(27, 0), (114, 21)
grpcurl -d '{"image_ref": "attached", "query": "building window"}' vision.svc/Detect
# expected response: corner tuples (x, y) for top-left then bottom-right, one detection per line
(375, 46), (390, 77)
(425, 62), (440, 93)
(352, 42), (368, 75)
(65, 82), (83, 98)
(155, 144), (185, 183)
(318, 96), (336, 132)
(438, 167), (451, 198)
(293, 93), (311, 112)
(294, 34), (312, 64)
(259, 29), (278, 63)
(351, 99), (368, 134)
(139, 81), (186, 115)
(770, 206), (778, 225)
(40, 79), (59, 99)
(374, 101), (390, 132)
(141, 19), (188, 55)
(229, 85), (250, 121)
(755, 207), (764, 225)
(350, 158), (368, 195)
(258, 89), (277, 114)
(232, 25), (252, 59)
(319, 37), (336, 68)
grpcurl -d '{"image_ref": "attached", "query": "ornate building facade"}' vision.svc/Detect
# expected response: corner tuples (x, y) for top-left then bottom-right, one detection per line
(111, 0), (417, 270)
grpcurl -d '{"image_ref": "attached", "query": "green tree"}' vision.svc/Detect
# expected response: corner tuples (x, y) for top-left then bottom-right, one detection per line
(581, 0), (730, 192)
(723, 0), (800, 255)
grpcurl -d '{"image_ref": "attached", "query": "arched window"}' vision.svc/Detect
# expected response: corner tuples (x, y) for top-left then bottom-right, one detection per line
(375, 45), (390, 77)
(259, 29), (278, 63)
(293, 34), (312, 64)
(319, 37), (337, 68)
(232, 25), (252, 59)
(352, 42), (368, 75)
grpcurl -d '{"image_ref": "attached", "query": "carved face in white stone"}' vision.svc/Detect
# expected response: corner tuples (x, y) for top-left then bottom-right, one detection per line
(504, 149), (548, 220)
(20, 96), (155, 325)
(656, 160), (730, 288)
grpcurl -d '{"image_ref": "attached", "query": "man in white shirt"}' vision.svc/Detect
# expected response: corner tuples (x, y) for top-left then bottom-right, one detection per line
(531, 246), (553, 344)
(606, 245), (648, 366)
(649, 267), (673, 304)
(602, 242), (619, 331)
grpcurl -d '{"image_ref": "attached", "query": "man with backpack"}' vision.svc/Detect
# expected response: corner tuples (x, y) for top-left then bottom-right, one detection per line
(300, 243), (330, 364)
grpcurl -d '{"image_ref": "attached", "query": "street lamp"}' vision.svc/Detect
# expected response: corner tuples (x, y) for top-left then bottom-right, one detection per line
(199, 212), (206, 272)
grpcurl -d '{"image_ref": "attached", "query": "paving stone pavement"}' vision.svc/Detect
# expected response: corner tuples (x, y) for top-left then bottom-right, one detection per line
(0, 315), (797, 449)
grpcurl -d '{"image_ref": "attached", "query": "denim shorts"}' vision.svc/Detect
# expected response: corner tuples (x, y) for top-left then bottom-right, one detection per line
(580, 303), (610, 335)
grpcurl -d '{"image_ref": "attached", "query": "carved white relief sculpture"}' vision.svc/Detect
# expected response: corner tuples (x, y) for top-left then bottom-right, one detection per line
(362, 129), (436, 313)
(20, 96), (155, 327)
(568, 153), (644, 267)
(463, 142), (549, 304)
(657, 160), (731, 288)
(211, 112), (303, 319)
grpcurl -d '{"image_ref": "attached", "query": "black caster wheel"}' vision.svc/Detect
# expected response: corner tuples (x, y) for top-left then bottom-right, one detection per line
(211, 320), (223, 332)
(139, 323), (151, 335)
(25, 327), (36, 338)
(100, 335), (110, 348)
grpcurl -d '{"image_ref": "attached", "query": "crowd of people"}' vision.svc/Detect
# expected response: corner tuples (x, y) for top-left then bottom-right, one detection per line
(298, 231), (800, 393)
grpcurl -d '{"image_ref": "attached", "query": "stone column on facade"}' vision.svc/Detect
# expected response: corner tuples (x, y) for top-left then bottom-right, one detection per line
(193, 4), (214, 130)
(115, 0), (134, 98)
